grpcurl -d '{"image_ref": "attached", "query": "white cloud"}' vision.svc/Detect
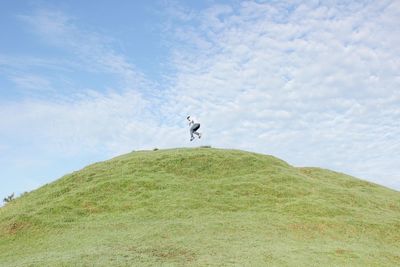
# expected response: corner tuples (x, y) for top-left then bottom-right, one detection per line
(18, 9), (148, 89)
(161, 1), (400, 189)
(10, 74), (52, 91)
(0, 90), (184, 157)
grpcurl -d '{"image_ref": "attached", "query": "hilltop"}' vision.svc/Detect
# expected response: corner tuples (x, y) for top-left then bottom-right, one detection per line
(1, 147), (399, 266)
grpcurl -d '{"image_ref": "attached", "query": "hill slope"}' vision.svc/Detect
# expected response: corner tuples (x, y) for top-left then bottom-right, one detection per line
(1, 148), (399, 266)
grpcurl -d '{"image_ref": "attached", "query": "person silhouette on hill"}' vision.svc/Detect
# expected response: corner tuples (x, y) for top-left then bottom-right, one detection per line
(187, 115), (202, 141)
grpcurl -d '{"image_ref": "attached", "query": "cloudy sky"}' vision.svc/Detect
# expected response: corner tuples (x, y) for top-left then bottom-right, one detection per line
(1, 0), (399, 200)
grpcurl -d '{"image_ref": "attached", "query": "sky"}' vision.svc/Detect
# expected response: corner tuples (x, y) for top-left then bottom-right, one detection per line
(1, 0), (399, 200)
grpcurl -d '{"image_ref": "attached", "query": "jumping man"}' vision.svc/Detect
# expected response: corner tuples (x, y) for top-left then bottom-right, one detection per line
(187, 116), (202, 141)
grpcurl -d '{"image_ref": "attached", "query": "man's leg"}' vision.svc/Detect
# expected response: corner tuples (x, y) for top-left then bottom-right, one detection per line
(191, 124), (200, 138)
(193, 131), (202, 139)
(190, 129), (195, 141)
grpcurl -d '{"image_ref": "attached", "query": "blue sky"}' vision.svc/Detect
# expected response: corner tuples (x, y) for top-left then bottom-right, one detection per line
(1, 0), (399, 200)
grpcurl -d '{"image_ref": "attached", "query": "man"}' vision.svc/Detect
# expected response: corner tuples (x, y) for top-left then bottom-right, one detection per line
(187, 115), (202, 141)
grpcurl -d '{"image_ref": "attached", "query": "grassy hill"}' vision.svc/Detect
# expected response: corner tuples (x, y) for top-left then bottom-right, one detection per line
(1, 147), (399, 266)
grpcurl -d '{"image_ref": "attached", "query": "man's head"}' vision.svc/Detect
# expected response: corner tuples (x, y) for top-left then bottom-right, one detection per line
(186, 116), (191, 121)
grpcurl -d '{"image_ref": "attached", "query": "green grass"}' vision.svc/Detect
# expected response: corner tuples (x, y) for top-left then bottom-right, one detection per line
(1, 147), (399, 266)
